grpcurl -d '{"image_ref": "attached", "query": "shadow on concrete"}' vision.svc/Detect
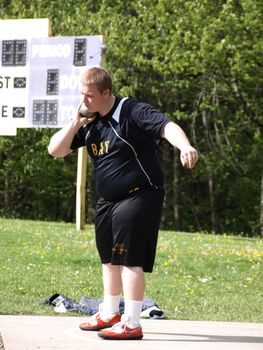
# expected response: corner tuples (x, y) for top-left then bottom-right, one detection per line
(144, 331), (263, 344)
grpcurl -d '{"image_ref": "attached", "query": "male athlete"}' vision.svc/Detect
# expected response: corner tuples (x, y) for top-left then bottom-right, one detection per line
(48, 67), (198, 340)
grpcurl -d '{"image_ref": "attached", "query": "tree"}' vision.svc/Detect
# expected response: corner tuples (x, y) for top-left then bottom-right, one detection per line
(0, 0), (262, 235)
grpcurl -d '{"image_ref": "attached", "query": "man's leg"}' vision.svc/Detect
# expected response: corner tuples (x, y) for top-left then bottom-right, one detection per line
(79, 263), (122, 331)
(121, 266), (144, 299)
(98, 265), (144, 340)
(102, 263), (122, 296)
(121, 266), (144, 325)
(101, 263), (122, 316)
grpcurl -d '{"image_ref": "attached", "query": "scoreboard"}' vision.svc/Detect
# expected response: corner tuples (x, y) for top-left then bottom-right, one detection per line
(0, 35), (103, 128)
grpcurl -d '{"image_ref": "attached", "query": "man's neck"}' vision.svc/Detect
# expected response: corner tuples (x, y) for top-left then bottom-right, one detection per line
(100, 95), (116, 117)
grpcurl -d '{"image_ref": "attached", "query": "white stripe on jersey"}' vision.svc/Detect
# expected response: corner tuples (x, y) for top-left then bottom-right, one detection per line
(112, 97), (128, 122)
(108, 120), (158, 190)
(85, 124), (94, 144)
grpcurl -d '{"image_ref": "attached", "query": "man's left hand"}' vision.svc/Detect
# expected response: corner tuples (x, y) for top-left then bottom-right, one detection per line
(180, 145), (199, 168)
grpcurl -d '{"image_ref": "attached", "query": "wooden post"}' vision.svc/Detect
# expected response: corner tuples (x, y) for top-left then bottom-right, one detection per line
(76, 147), (87, 230)
(75, 36), (105, 230)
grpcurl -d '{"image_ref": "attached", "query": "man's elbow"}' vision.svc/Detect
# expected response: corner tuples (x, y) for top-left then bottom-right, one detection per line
(47, 144), (70, 158)
(47, 144), (59, 157)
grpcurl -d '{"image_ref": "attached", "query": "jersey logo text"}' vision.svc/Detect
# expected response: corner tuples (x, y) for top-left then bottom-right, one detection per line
(91, 141), (110, 156)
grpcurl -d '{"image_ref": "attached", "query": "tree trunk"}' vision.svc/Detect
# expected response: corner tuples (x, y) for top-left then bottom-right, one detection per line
(173, 151), (181, 230)
(208, 170), (218, 234)
(4, 172), (11, 214)
(160, 143), (175, 229)
(4, 149), (12, 215)
(260, 172), (263, 237)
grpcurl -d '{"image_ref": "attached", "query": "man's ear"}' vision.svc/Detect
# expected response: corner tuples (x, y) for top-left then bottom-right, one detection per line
(103, 89), (111, 97)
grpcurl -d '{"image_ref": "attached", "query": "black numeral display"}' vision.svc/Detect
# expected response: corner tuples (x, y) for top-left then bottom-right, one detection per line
(33, 100), (58, 125)
(46, 69), (59, 95)
(2, 40), (27, 66)
(73, 38), (86, 66)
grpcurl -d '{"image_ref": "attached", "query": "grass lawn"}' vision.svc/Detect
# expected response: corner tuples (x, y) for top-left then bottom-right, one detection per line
(0, 218), (262, 322)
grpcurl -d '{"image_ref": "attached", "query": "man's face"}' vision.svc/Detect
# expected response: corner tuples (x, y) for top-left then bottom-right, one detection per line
(80, 84), (108, 114)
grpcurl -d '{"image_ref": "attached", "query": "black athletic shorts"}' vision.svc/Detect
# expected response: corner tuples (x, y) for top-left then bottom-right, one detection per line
(95, 188), (165, 273)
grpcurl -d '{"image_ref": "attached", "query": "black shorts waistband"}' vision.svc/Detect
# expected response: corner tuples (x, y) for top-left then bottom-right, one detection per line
(100, 183), (165, 202)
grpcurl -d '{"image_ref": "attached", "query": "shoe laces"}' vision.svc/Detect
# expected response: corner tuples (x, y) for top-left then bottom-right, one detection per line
(90, 312), (99, 320)
(111, 316), (138, 332)
(109, 321), (126, 334)
(87, 312), (100, 325)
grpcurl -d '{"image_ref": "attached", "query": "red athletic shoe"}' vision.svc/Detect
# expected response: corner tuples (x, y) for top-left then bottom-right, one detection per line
(98, 321), (143, 340)
(79, 313), (121, 331)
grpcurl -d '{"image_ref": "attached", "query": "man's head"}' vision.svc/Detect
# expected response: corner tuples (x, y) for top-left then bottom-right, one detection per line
(80, 67), (114, 115)
(81, 67), (112, 94)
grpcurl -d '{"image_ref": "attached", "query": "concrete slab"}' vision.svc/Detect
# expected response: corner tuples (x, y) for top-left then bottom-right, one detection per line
(0, 315), (263, 350)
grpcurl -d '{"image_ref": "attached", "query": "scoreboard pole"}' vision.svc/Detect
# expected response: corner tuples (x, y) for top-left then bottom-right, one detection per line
(76, 147), (88, 230)
(76, 38), (105, 230)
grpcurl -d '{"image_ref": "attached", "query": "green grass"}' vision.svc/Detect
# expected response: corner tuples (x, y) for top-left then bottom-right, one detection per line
(0, 218), (262, 322)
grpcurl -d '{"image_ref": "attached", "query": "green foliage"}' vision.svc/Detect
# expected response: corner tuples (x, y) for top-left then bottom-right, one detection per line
(0, 129), (77, 221)
(0, 0), (262, 235)
(0, 219), (262, 321)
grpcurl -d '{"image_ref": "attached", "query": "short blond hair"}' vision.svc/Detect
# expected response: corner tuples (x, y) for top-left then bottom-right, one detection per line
(81, 67), (112, 94)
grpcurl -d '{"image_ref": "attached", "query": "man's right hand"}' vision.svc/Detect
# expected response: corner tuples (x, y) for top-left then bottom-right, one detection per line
(76, 103), (97, 127)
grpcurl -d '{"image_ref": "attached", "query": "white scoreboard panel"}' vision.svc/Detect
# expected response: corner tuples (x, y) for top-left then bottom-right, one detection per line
(0, 39), (30, 128)
(0, 35), (103, 128)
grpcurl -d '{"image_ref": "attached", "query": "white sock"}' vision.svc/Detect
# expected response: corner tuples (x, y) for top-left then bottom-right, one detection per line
(123, 299), (143, 327)
(102, 294), (121, 317)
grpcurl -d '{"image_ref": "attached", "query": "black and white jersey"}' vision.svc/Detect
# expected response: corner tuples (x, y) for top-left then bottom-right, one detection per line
(70, 96), (170, 200)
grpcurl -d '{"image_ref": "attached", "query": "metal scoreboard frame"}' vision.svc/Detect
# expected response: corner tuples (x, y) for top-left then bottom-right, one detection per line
(0, 35), (103, 128)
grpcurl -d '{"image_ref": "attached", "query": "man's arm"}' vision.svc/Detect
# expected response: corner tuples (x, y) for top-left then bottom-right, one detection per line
(162, 121), (198, 168)
(47, 120), (81, 158)
(47, 106), (96, 158)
